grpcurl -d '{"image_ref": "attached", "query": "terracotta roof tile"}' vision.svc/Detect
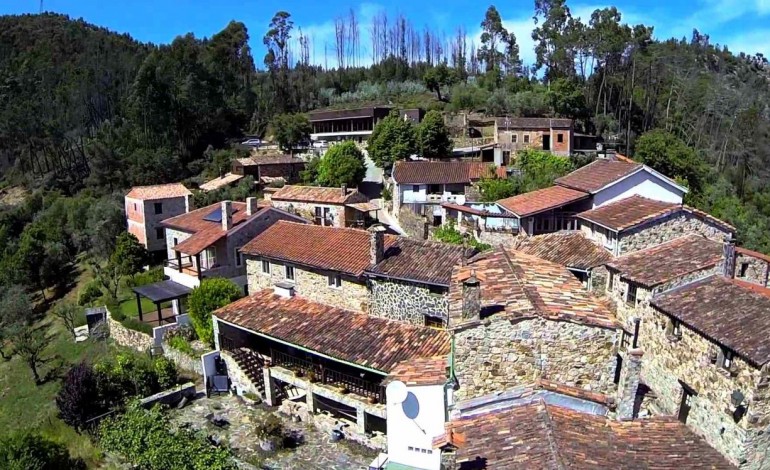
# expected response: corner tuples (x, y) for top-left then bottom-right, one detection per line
(578, 195), (679, 231)
(450, 248), (617, 329)
(162, 201), (248, 233)
(214, 290), (450, 373)
(240, 221), (396, 277)
(237, 154), (305, 166)
(555, 159), (642, 193)
(652, 275), (770, 366)
(271, 185), (368, 205)
(199, 173), (244, 192)
(512, 231), (613, 270)
(126, 183), (191, 200)
(736, 246), (770, 264)
(366, 238), (469, 286)
(607, 235), (723, 287)
(442, 401), (735, 469)
(392, 161), (504, 185)
(497, 186), (589, 217)
(495, 117), (573, 129)
(387, 356), (448, 386)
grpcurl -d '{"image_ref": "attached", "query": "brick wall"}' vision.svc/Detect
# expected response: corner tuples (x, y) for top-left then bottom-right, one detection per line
(245, 258), (369, 312)
(453, 316), (618, 401)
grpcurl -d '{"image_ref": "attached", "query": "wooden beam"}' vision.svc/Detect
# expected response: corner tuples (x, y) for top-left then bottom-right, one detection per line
(195, 253), (202, 281)
(156, 302), (163, 325)
(135, 292), (143, 322)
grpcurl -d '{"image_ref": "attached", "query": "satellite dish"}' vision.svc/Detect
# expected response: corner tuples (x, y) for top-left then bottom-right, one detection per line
(386, 380), (408, 404)
(402, 391), (420, 420)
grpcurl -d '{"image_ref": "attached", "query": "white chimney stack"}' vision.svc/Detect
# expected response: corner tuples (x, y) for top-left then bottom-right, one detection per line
(246, 197), (258, 216)
(221, 200), (233, 231)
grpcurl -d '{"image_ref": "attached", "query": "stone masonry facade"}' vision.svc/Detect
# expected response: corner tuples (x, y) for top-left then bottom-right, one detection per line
(619, 212), (732, 255)
(453, 317), (618, 401)
(271, 200), (345, 228)
(735, 252), (770, 287)
(369, 279), (449, 326)
(607, 276), (770, 468)
(245, 257), (369, 312)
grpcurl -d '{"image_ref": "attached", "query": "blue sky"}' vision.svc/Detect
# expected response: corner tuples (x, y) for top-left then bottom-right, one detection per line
(3, 0), (769, 68)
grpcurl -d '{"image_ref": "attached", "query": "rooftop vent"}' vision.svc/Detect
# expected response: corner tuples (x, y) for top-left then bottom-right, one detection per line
(273, 281), (295, 298)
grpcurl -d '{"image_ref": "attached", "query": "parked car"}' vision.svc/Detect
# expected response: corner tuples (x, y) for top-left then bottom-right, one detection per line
(312, 140), (328, 149)
(241, 138), (262, 147)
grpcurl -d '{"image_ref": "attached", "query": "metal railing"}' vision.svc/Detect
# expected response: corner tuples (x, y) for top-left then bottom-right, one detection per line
(270, 348), (385, 403)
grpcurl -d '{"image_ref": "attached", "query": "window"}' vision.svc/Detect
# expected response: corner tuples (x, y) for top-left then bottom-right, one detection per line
(133, 203), (137, 211)
(412, 185), (420, 192)
(235, 248), (242, 267)
(719, 347), (734, 370)
(314, 207), (332, 226)
(523, 134), (530, 143)
(154, 202), (163, 214)
(328, 274), (342, 288)
(203, 247), (217, 270)
(740, 262), (750, 278)
(429, 184), (441, 194)
(156, 227), (165, 240)
(557, 133), (564, 143)
(262, 260), (271, 275)
(511, 134), (518, 143)
(608, 272), (615, 292)
(626, 283), (638, 307)
(666, 318), (682, 340)
(285, 265), (295, 281)
(425, 316), (444, 329)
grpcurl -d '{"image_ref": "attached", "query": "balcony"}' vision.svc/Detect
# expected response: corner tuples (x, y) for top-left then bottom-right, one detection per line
(164, 255), (240, 289)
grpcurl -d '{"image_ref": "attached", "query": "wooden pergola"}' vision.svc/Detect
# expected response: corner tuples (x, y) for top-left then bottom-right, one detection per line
(132, 280), (192, 325)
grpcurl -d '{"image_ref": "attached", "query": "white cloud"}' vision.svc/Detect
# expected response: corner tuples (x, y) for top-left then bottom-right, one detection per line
(722, 28), (770, 56)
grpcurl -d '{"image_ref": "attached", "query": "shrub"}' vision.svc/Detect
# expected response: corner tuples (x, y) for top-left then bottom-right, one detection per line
(0, 433), (85, 470)
(96, 352), (166, 400)
(153, 357), (178, 389)
(99, 403), (236, 470)
(56, 362), (109, 431)
(254, 413), (286, 450)
(120, 317), (152, 335)
(77, 280), (103, 306)
(187, 279), (242, 346)
(126, 266), (164, 288)
(166, 335), (195, 356)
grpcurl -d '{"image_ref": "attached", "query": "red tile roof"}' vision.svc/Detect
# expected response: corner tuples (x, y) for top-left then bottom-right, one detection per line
(578, 195), (680, 231)
(388, 356), (448, 386)
(652, 275), (770, 366)
(512, 231), (613, 270)
(440, 202), (519, 218)
(736, 246), (770, 264)
(240, 221), (396, 277)
(126, 183), (191, 200)
(271, 185), (368, 205)
(495, 117), (573, 129)
(366, 238), (468, 286)
(555, 159), (642, 193)
(214, 290), (450, 373)
(450, 248), (617, 329)
(237, 154), (305, 166)
(162, 201), (248, 233)
(441, 401), (734, 469)
(497, 186), (589, 217)
(393, 161), (505, 185)
(607, 235), (723, 287)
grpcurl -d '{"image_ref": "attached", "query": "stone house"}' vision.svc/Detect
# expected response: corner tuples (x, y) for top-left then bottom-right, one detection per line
(160, 198), (304, 294)
(578, 194), (736, 256)
(735, 247), (770, 288)
(447, 247), (620, 402)
(392, 161), (506, 226)
(365, 236), (469, 328)
(494, 117), (574, 161)
(231, 154), (306, 184)
(269, 184), (376, 229)
(605, 236), (770, 468)
(125, 183), (191, 253)
(496, 185), (592, 235)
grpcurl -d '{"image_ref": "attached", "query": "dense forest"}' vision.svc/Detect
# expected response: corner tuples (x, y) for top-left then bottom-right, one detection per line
(2, 1), (770, 298)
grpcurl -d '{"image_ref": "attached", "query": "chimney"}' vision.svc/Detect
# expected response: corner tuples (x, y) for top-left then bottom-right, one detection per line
(369, 224), (386, 265)
(616, 348), (643, 420)
(274, 281), (295, 298)
(462, 271), (481, 321)
(221, 201), (232, 231)
(184, 194), (192, 213)
(724, 234), (737, 278)
(341, 184), (348, 197)
(246, 197), (258, 216)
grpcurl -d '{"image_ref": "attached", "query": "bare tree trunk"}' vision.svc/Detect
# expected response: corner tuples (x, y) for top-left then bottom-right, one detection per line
(627, 57), (636, 155)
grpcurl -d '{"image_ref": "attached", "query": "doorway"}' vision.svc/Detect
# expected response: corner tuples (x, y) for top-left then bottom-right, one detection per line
(678, 381), (697, 423)
(543, 134), (551, 151)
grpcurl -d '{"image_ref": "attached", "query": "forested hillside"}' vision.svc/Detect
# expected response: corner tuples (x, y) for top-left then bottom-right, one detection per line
(2, 3), (770, 261)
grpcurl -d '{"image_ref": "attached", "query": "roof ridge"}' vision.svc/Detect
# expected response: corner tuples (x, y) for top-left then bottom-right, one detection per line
(540, 400), (568, 470)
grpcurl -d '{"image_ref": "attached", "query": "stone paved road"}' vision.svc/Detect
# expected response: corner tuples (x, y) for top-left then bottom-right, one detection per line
(169, 395), (377, 470)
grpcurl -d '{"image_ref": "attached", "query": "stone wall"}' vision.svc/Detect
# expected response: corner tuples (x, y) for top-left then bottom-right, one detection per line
(619, 212), (731, 255)
(220, 350), (261, 396)
(735, 253), (770, 287)
(246, 258), (369, 312)
(477, 229), (517, 247)
(398, 207), (428, 240)
(607, 276), (770, 468)
(108, 316), (153, 351)
(272, 200), (345, 227)
(165, 228), (192, 260)
(162, 342), (204, 375)
(144, 196), (188, 252)
(453, 316), (618, 401)
(590, 266), (609, 295)
(369, 279), (448, 326)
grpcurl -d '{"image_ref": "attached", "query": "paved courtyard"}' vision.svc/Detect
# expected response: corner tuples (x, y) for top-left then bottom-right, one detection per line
(169, 394), (377, 469)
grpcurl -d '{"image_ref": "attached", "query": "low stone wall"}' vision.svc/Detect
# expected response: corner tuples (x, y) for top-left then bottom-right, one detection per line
(140, 382), (197, 408)
(369, 279), (448, 325)
(278, 400), (387, 450)
(108, 316), (153, 352)
(220, 351), (260, 397)
(162, 342), (204, 376)
(477, 229), (517, 247)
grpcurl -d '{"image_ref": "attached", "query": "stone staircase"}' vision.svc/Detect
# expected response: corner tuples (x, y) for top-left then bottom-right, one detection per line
(229, 347), (266, 396)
